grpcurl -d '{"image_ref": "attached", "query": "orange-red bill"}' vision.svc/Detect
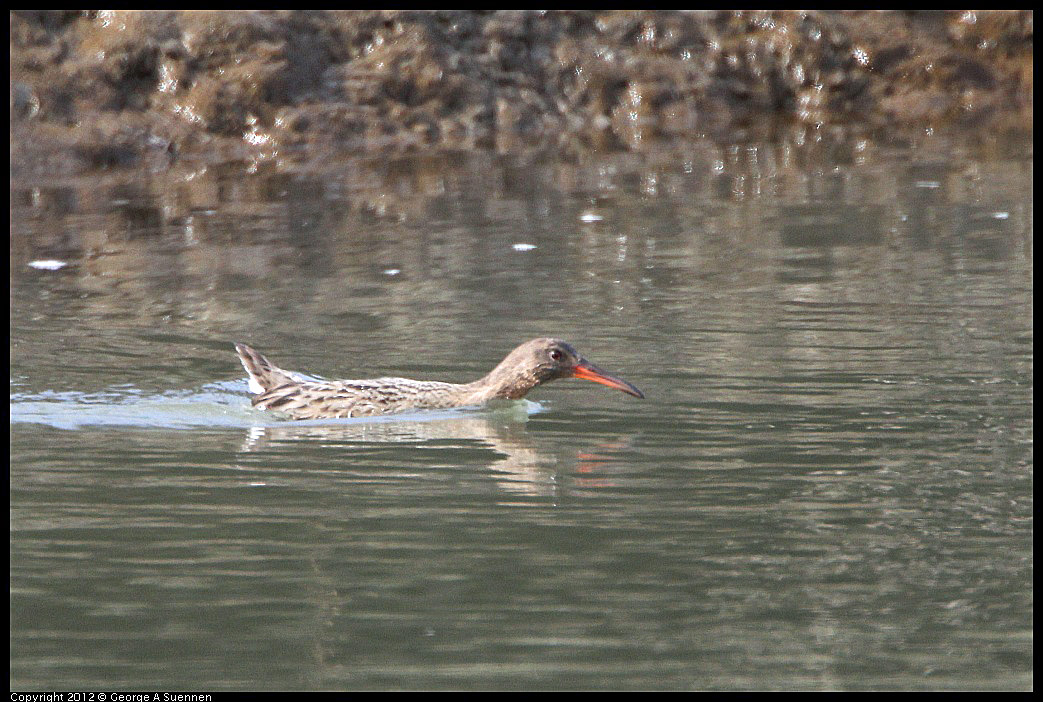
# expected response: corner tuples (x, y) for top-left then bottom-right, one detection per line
(572, 361), (645, 399)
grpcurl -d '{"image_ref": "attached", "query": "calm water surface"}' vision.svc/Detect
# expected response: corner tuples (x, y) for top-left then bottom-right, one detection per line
(10, 143), (1032, 690)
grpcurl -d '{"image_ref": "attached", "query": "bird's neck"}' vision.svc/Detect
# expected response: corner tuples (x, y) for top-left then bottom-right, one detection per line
(464, 360), (543, 402)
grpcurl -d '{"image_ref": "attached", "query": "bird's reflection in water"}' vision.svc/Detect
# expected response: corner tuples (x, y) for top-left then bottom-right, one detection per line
(573, 441), (632, 490)
(235, 400), (571, 497)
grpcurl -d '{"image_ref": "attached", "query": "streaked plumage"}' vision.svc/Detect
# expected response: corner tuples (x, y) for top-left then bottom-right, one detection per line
(235, 338), (643, 420)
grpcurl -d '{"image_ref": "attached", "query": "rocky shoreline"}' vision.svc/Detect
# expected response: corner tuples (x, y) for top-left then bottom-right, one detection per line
(10, 10), (1033, 176)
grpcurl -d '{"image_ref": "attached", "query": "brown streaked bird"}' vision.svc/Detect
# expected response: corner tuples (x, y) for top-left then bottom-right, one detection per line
(235, 338), (644, 420)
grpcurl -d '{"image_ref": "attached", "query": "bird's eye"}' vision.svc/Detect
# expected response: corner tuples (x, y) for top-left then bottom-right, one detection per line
(549, 349), (564, 361)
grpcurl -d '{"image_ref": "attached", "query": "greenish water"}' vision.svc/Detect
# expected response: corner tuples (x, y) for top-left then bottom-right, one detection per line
(10, 145), (1032, 690)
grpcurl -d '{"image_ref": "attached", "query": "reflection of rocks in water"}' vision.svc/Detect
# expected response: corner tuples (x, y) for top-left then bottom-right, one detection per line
(775, 203), (886, 284)
(779, 204), (885, 249)
(236, 404), (563, 497)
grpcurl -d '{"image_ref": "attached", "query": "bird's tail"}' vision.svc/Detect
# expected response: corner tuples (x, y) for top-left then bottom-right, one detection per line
(234, 343), (303, 394)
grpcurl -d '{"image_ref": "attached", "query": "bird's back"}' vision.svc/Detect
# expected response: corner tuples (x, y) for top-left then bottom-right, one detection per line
(235, 343), (474, 419)
(251, 377), (471, 419)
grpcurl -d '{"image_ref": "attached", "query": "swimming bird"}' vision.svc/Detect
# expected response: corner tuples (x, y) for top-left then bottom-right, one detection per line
(235, 338), (644, 420)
